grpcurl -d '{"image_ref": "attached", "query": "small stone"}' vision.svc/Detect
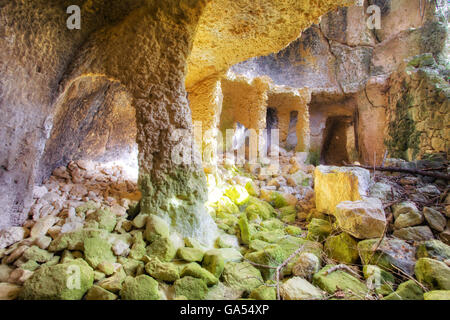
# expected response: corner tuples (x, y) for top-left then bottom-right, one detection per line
(8, 268), (34, 285)
(34, 236), (52, 250)
(393, 226), (434, 241)
(30, 215), (57, 238)
(112, 240), (130, 257)
(0, 227), (26, 249)
(306, 218), (332, 242)
(174, 276), (208, 300)
(97, 268), (127, 293)
(249, 285), (276, 300)
(23, 245), (54, 263)
(202, 252), (225, 278)
(221, 262), (263, 295)
(83, 237), (116, 269)
(120, 275), (160, 300)
(423, 207), (447, 232)
(324, 233), (359, 264)
(145, 257), (180, 282)
(423, 290), (450, 300)
(0, 264), (14, 282)
(180, 263), (218, 286)
(292, 252), (321, 281)
(393, 201), (423, 229)
(85, 285), (118, 300)
(312, 265), (368, 299)
(146, 236), (176, 262)
(417, 240), (450, 262)
(97, 261), (116, 276)
(415, 258), (450, 290)
(0, 283), (21, 300)
(363, 265), (395, 296)
(417, 185), (441, 196)
(177, 247), (204, 262)
(281, 277), (324, 300)
(144, 215), (170, 243)
(384, 280), (424, 300)
(334, 198), (386, 239)
(225, 185), (250, 205)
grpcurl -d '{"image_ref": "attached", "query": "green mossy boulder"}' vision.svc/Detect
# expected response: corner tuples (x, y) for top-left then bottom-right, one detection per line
(269, 192), (288, 209)
(415, 258), (450, 290)
(97, 268), (127, 293)
(312, 265), (369, 299)
(249, 239), (271, 252)
(306, 218), (332, 242)
(85, 285), (118, 300)
(145, 257), (179, 282)
(285, 225), (303, 236)
(19, 259), (94, 300)
(144, 215), (170, 243)
(249, 285), (276, 300)
(252, 230), (285, 243)
(48, 228), (109, 252)
(416, 240), (450, 262)
(146, 236), (176, 262)
(238, 213), (253, 245)
(384, 280), (424, 300)
(202, 252), (225, 278)
(216, 196), (240, 217)
(128, 232), (146, 261)
(221, 262), (263, 295)
(83, 237), (116, 269)
(358, 238), (416, 276)
(225, 185), (250, 205)
(245, 197), (275, 220)
(363, 265), (395, 296)
(23, 245), (54, 263)
(423, 290), (450, 300)
(174, 276), (208, 300)
(245, 245), (284, 281)
(120, 275), (160, 300)
(260, 218), (284, 231)
(85, 208), (117, 232)
(20, 260), (40, 271)
(279, 206), (297, 217)
(180, 263), (218, 286)
(119, 258), (144, 277)
(281, 214), (296, 224)
(205, 248), (243, 263)
(325, 233), (359, 264)
(177, 247), (204, 262)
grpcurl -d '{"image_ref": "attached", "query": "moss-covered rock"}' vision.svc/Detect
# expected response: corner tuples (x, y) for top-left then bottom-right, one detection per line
(205, 248), (243, 263)
(221, 262), (263, 294)
(249, 285), (276, 300)
(249, 239), (271, 252)
(19, 259), (94, 300)
(174, 276), (208, 300)
(83, 237), (116, 269)
(312, 265), (369, 299)
(85, 208), (117, 232)
(145, 257), (179, 282)
(279, 206), (297, 217)
(119, 258), (144, 277)
(129, 231), (146, 261)
(252, 230), (285, 243)
(225, 185), (250, 205)
(292, 252), (321, 281)
(20, 260), (40, 271)
(285, 225), (303, 236)
(177, 247), (204, 262)
(144, 215), (170, 243)
(423, 290), (450, 300)
(120, 275), (160, 300)
(245, 245), (284, 280)
(216, 196), (240, 217)
(325, 233), (359, 264)
(260, 218), (284, 231)
(363, 265), (395, 296)
(146, 236), (176, 262)
(281, 277), (325, 300)
(202, 251), (225, 278)
(358, 238), (416, 276)
(306, 218), (332, 242)
(85, 285), (118, 300)
(48, 228), (109, 252)
(415, 258), (450, 290)
(97, 268), (127, 293)
(238, 213), (252, 245)
(384, 280), (424, 300)
(269, 192), (289, 209)
(416, 240), (450, 262)
(245, 197), (275, 220)
(23, 245), (54, 263)
(180, 263), (218, 286)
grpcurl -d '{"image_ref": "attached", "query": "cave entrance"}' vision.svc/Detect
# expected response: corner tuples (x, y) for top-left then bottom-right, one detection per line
(266, 107), (279, 151)
(321, 116), (353, 166)
(285, 111), (298, 151)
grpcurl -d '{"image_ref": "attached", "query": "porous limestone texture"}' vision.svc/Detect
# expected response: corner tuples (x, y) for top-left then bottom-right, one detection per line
(314, 166), (371, 214)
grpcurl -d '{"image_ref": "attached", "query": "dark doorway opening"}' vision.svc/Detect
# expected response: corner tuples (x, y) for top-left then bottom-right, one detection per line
(285, 111), (298, 151)
(266, 107), (279, 152)
(321, 116), (352, 165)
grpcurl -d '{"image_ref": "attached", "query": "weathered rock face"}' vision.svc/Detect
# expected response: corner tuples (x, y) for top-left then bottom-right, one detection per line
(232, 0), (449, 166)
(0, 0), (353, 238)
